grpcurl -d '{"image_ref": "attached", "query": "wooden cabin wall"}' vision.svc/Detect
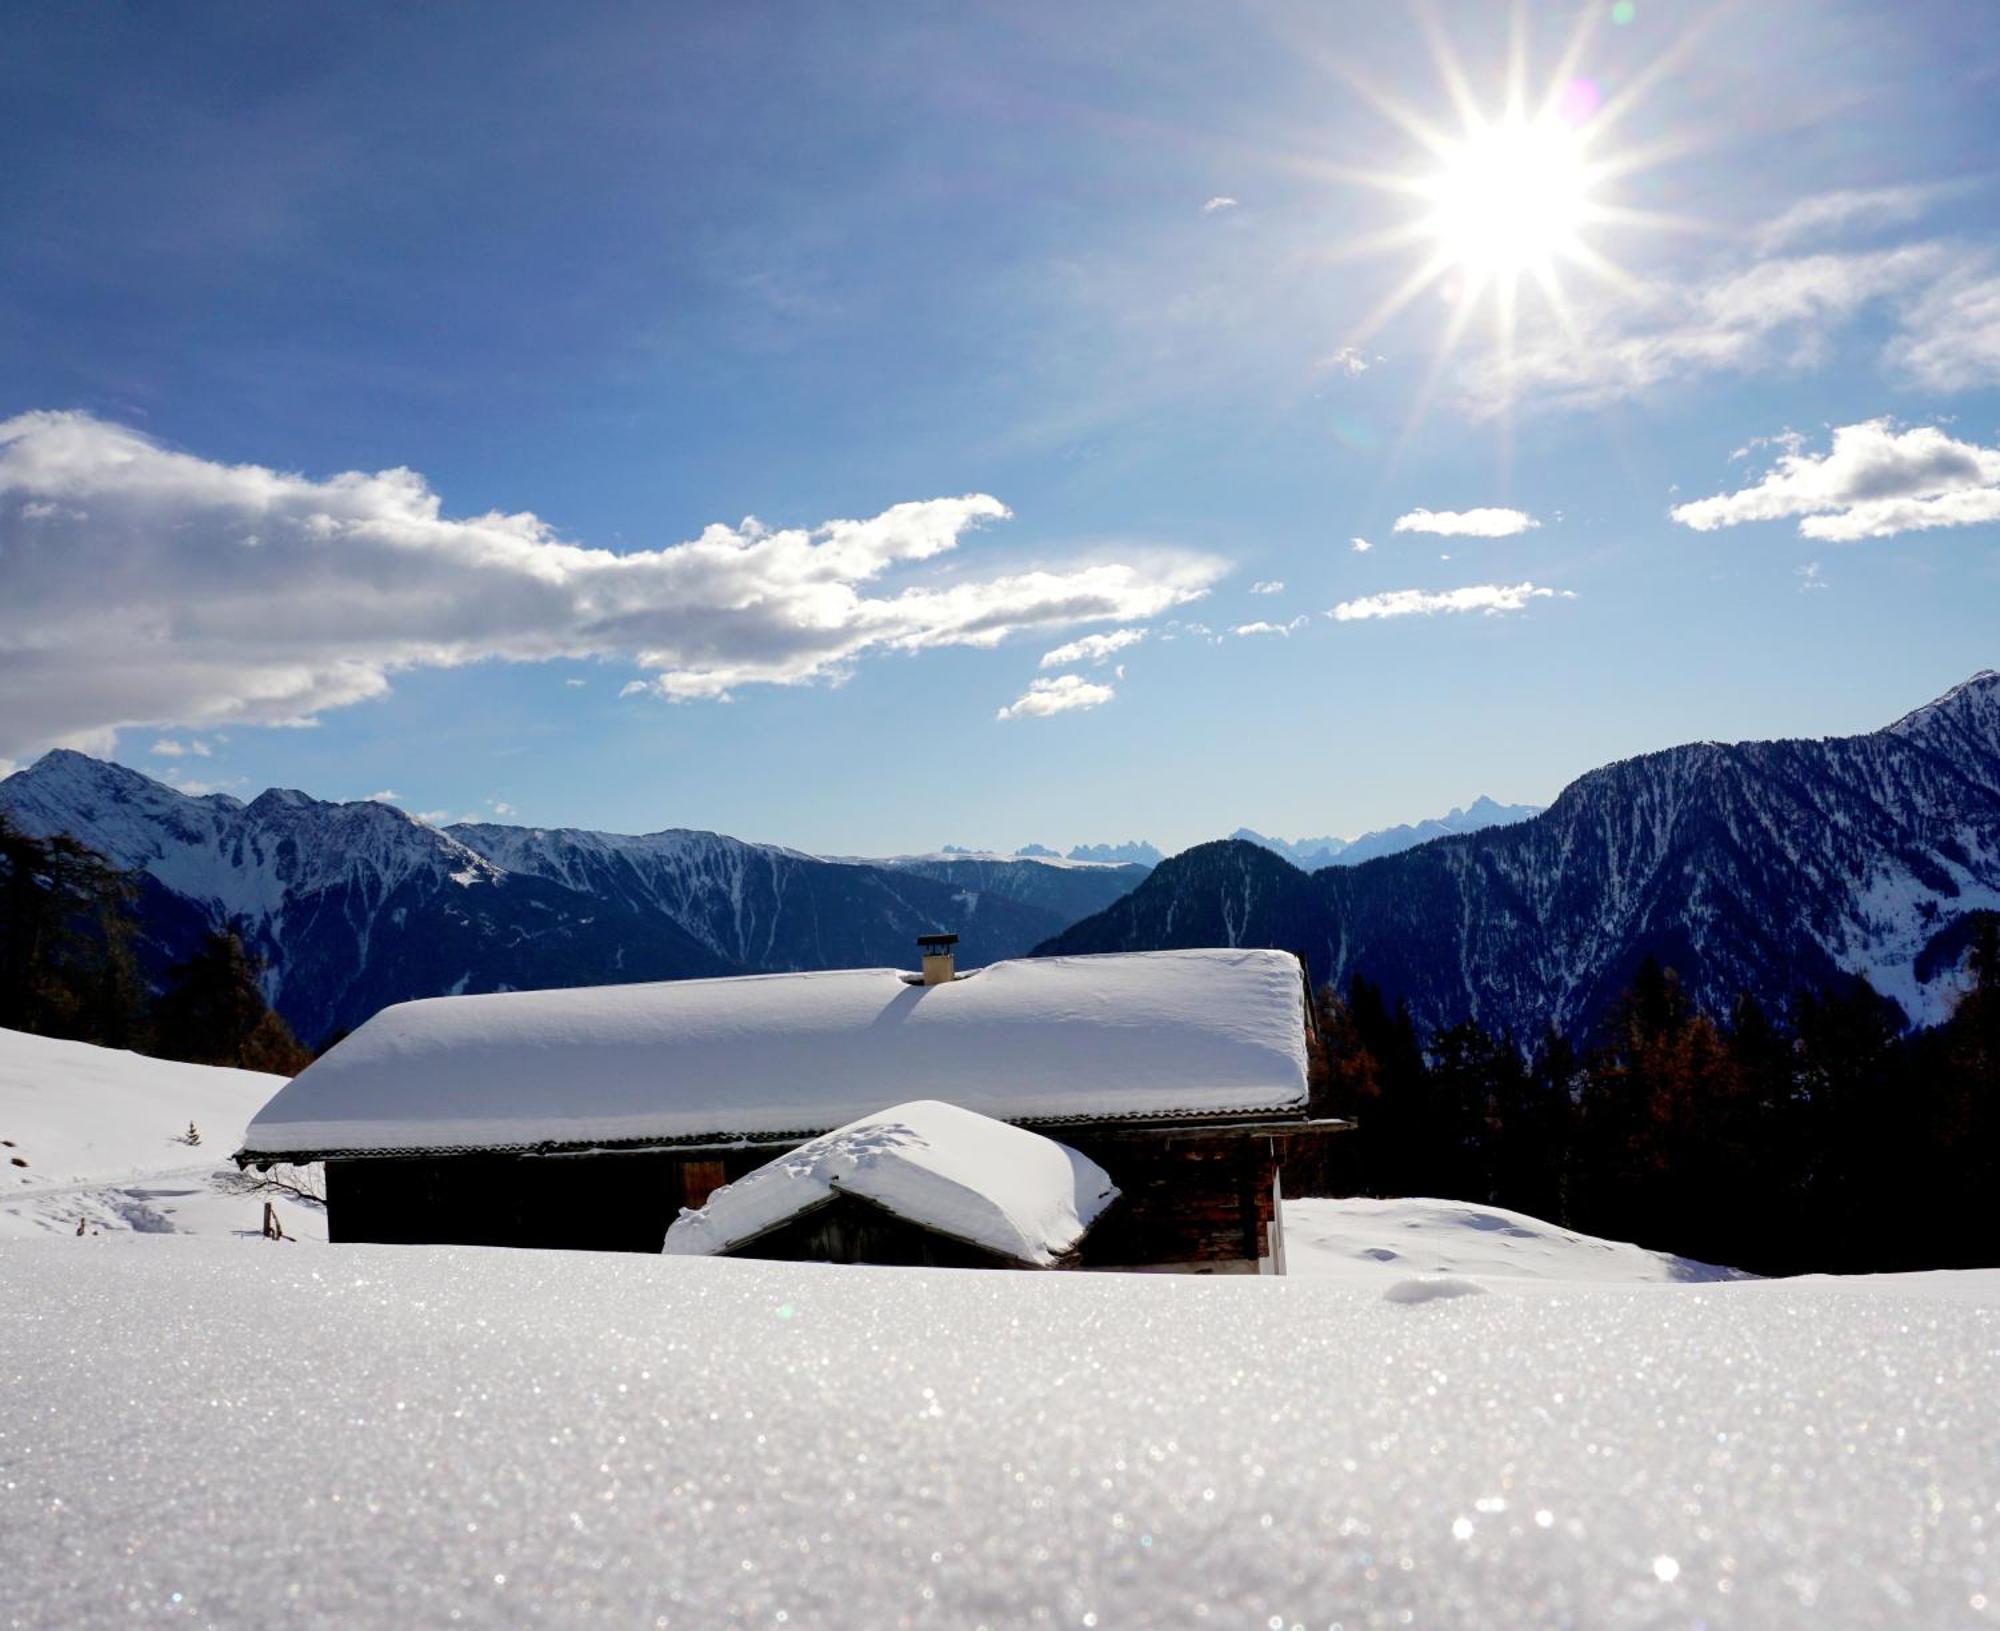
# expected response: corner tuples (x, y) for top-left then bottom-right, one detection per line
(1057, 1128), (1279, 1273)
(324, 1125), (1348, 1267)
(326, 1147), (787, 1252)
(329, 1153), (668, 1252)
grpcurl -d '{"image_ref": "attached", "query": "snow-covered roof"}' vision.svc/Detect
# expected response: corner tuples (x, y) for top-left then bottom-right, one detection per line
(664, 1099), (1117, 1266)
(239, 948), (1311, 1160)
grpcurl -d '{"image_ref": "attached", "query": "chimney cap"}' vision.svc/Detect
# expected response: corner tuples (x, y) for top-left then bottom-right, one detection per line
(917, 932), (959, 949)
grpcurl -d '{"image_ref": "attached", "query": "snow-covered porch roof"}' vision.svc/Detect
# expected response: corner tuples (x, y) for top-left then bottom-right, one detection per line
(237, 949), (1313, 1163)
(663, 1099), (1119, 1267)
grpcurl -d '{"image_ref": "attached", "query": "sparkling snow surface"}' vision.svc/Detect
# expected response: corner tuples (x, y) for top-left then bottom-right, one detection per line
(3, 1239), (1998, 1629)
(242, 949), (1309, 1157)
(664, 1099), (1117, 1264)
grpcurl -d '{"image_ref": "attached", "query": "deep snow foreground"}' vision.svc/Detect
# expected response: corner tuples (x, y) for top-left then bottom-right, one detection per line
(3, 1240), (1997, 1629)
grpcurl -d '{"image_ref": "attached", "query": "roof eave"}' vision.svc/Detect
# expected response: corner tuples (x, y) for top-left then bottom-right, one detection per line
(232, 1103), (1344, 1169)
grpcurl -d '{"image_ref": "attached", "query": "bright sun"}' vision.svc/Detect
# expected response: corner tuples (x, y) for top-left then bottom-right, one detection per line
(1319, 3), (1688, 419)
(1421, 114), (1592, 286)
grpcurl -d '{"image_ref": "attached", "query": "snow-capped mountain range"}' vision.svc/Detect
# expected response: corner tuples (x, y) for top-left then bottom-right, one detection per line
(943, 800), (1540, 873)
(0, 754), (1143, 1045)
(1042, 672), (2000, 1038)
(1228, 796), (1543, 869)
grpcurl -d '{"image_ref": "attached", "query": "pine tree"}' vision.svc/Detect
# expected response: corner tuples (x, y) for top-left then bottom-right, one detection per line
(151, 929), (311, 1075)
(0, 814), (145, 1042)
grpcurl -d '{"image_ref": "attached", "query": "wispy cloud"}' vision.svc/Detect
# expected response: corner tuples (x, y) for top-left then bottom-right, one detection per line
(364, 789), (402, 803)
(1796, 562), (1829, 592)
(1755, 185), (1953, 253)
(148, 737), (212, 759)
(1322, 346), (1373, 377)
(1200, 196), (1238, 215)
(996, 673), (1115, 721)
(1249, 579), (1284, 595)
(1885, 268), (2000, 393)
(1671, 418), (2000, 541)
(1232, 617), (1309, 637)
(1472, 241), (1971, 413)
(1330, 583), (1572, 621)
(1392, 507), (1539, 538)
(1038, 627), (1147, 669)
(1349, 536), (1373, 553)
(0, 411), (1222, 758)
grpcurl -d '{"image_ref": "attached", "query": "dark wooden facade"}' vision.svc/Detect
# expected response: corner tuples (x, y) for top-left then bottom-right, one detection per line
(321, 1115), (1349, 1271)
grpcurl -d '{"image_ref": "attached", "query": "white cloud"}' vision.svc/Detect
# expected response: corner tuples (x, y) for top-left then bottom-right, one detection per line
(1756, 185), (1950, 253)
(1231, 617), (1308, 637)
(364, 789), (402, 803)
(1200, 196), (1238, 214)
(1323, 347), (1373, 377)
(1329, 583), (1571, 621)
(1349, 536), (1373, 553)
(416, 809), (456, 827)
(148, 737), (211, 758)
(0, 412), (1222, 758)
(489, 800), (517, 818)
(1037, 627), (1147, 669)
(563, 677), (587, 688)
(1474, 243), (1959, 413)
(1885, 269), (2000, 393)
(1670, 419), (2000, 541)
(1249, 579), (1284, 595)
(159, 768), (242, 797)
(1391, 507), (1540, 538)
(1796, 562), (1829, 592)
(995, 673), (1115, 721)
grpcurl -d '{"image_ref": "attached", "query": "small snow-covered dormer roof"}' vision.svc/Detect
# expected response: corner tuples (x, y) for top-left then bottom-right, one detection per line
(664, 1099), (1119, 1266)
(237, 948), (1310, 1162)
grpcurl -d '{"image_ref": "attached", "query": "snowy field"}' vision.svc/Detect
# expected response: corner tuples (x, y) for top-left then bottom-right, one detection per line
(4, 1027), (1999, 1626)
(3, 1237), (1998, 1629)
(0, 1028), (324, 1242)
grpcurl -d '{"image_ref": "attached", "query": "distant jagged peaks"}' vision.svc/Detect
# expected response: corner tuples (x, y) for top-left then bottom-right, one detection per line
(1063, 840), (1164, 867)
(1229, 798), (1543, 870)
(0, 755), (1151, 1045)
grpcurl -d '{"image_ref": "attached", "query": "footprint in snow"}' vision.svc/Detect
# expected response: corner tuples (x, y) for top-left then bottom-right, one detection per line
(1383, 1276), (1487, 1305)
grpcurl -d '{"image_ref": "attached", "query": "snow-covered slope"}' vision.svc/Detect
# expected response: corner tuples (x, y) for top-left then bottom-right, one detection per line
(0, 1027), (322, 1240)
(3, 1236), (1995, 1628)
(1047, 672), (2000, 1035)
(1284, 1196), (1746, 1289)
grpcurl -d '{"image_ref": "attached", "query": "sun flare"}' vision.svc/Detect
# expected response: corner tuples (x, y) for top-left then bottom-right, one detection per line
(1421, 113), (1593, 287)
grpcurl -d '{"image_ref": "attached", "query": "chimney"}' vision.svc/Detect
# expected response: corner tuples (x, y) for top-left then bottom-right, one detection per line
(917, 932), (959, 985)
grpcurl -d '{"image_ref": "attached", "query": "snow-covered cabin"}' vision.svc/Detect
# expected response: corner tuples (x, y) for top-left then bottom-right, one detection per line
(236, 947), (1345, 1273)
(663, 1100), (1119, 1269)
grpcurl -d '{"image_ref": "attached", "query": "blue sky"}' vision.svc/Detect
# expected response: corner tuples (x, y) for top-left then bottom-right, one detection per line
(2, 0), (1996, 853)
